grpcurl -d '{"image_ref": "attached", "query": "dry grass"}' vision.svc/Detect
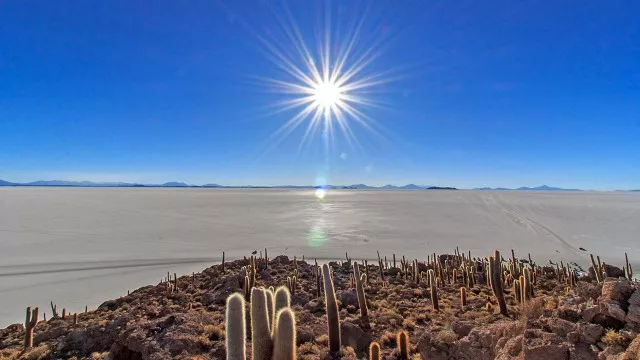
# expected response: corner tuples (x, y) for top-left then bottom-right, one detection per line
(20, 345), (51, 360)
(601, 329), (626, 347)
(521, 297), (545, 320)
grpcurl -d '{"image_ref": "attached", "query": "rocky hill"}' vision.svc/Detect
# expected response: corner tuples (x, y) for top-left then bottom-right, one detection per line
(0, 250), (638, 360)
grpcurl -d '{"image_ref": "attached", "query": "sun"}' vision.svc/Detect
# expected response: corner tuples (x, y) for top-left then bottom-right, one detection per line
(254, 2), (398, 152)
(315, 188), (326, 200)
(313, 80), (344, 111)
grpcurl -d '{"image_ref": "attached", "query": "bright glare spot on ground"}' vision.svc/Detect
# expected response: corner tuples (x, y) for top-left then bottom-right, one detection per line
(315, 188), (326, 199)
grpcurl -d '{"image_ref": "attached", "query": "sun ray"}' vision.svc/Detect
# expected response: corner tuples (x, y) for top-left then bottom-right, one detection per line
(254, 2), (400, 154)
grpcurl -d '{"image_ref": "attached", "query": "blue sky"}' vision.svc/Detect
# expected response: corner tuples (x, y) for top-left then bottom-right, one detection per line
(1, 1), (638, 190)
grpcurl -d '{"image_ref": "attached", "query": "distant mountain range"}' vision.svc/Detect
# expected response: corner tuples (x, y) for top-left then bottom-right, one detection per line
(473, 185), (582, 191)
(0, 179), (452, 190)
(0, 179), (635, 191)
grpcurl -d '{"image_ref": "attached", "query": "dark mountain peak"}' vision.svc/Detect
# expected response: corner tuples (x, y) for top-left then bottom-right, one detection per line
(162, 182), (189, 187)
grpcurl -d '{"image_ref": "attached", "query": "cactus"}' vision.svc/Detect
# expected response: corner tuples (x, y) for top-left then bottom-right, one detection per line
(62, 308), (67, 319)
(222, 251), (225, 272)
(273, 308), (297, 360)
(24, 306), (38, 349)
(625, 252), (633, 280)
(428, 269), (439, 311)
(489, 250), (508, 316)
(315, 264), (322, 297)
(322, 263), (341, 354)
(514, 279), (522, 304)
(244, 276), (250, 301)
(275, 286), (291, 315)
(265, 288), (275, 332)
(251, 288), (273, 360)
(523, 268), (533, 299)
(354, 264), (369, 325)
(397, 330), (409, 359)
(369, 341), (381, 360)
(50, 301), (59, 318)
(73, 312), (78, 325)
(460, 287), (467, 307)
(225, 293), (246, 360)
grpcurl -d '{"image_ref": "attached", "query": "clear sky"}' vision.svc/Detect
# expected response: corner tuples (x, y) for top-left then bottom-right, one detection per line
(1, 1), (638, 190)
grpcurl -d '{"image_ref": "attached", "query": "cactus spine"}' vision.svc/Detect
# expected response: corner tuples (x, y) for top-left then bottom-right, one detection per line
(397, 330), (409, 359)
(354, 263), (369, 325)
(24, 306), (38, 349)
(322, 263), (341, 354)
(369, 341), (381, 360)
(489, 250), (508, 316)
(251, 288), (273, 360)
(460, 287), (467, 306)
(273, 308), (297, 360)
(225, 293), (246, 360)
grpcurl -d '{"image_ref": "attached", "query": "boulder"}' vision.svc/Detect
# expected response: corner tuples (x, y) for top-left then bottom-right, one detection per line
(627, 305), (640, 324)
(589, 264), (625, 280)
(599, 278), (634, 306)
(577, 323), (605, 345)
(451, 320), (474, 338)
(336, 289), (359, 308)
(542, 318), (577, 337)
(523, 329), (570, 360)
(569, 344), (598, 360)
(340, 322), (371, 351)
(599, 301), (627, 322)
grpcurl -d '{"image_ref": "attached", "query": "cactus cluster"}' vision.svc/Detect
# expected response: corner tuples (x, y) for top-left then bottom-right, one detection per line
(354, 262), (369, 326)
(225, 286), (296, 360)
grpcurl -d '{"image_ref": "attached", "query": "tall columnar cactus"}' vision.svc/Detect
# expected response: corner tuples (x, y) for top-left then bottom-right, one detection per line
(222, 251), (225, 272)
(50, 301), (59, 318)
(244, 276), (250, 301)
(489, 250), (508, 316)
(397, 330), (409, 359)
(24, 306), (38, 349)
(251, 288), (273, 360)
(274, 286), (291, 316)
(369, 341), (381, 360)
(460, 287), (467, 307)
(225, 293), (246, 360)
(354, 264), (369, 325)
(511, 249), (519, 278)
(315, 264), (322, 297)
(273, 308), (297, 360)
(322, 263), (341, 354)
(428, 269), (439, 311)
(514, 279), (522, 304)
(266, 288), (275, 332)
(523, 268), (534, 299)
(625, 253), (633, 280)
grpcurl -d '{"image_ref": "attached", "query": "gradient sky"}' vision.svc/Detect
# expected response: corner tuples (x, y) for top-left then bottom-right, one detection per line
(1, 1), (638, 190)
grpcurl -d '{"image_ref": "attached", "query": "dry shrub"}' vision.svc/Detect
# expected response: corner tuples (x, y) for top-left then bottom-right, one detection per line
(338, 346), (358, 360)
(21, 345), (50, 360)
(601, 329), (626, 347)
(203, 325), (224, 341)
(521, 298), (545, 320)
(315, 334), (329, 346)
(402, 318), (417, 330)
(381, 330), (397, 347)
(436, 330), (458, 345)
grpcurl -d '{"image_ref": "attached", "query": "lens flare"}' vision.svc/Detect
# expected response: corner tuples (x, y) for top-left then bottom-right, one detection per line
(315, 188), (327, 200)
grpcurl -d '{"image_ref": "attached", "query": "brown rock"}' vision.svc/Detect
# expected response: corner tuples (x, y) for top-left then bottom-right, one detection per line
(569, 344), (598, 360)
(600, 278), (634, 306)
(626, 305), (640, 324)
(451, 320), (474, 338)
(577, 323), (605, 345)
(523, 329), (570, 360)
(340, 322), (371, 351)
(336, 289), (359, 308)
(583, 306), (600, 322)
(303, 299), (322, 313)
(618, 335), (640, 360)
(417, 332), (452, 360)
(599, 301), (627, 322)
(629, 291), (640, 306)
(543, 318), (577, 337)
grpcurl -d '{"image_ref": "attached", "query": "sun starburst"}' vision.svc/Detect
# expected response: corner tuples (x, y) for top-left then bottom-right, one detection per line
(255, 2), (397, 154)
